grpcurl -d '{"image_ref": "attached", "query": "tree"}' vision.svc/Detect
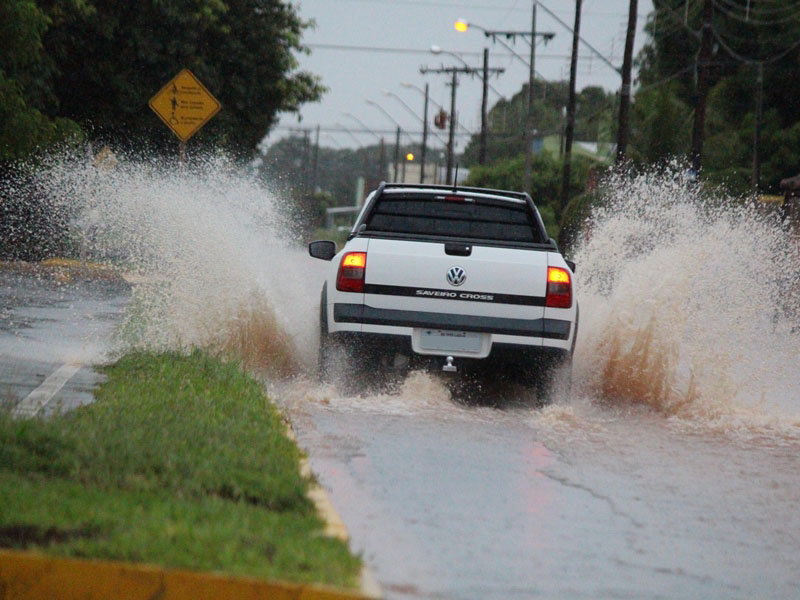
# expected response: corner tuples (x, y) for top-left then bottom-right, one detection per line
(629, 81), (691, 165)
(633, 0), (800, 191)
(460, 81), (616, 167)
(464, 151), (594, 238)
(0, 0), (83, 162)
(38, 0), (324, 154)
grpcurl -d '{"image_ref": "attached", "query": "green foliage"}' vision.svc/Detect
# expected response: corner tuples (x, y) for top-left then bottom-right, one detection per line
(634, 0), (800, 192)
(629, 82), (691, 165)
(0, 350), (361, 585)
(0, 0), (83, 162)
(559, 189), (604, 252)
(31, 0), (324, 154)
(0, 71), (83, 161)
(460, 81), (617, 166)
(464, 151), (594, 238)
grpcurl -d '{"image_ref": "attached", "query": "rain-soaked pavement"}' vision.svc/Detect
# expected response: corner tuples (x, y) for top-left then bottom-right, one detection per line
(278, 378), (800, 600)
(0, 266), (129, 416)
(4, 267), (800, 600)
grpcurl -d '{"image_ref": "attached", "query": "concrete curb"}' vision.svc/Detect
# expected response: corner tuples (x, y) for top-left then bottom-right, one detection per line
(0, 549), (369, 600)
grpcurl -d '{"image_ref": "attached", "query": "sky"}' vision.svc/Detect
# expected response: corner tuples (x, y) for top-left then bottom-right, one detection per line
(264, 0), (656, 152)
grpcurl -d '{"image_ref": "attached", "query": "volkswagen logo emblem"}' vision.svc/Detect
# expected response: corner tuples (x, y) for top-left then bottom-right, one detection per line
(446, 266), (466, 287)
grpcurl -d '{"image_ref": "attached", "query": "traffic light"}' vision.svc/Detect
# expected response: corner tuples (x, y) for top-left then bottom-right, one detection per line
(434, 110), (448, 130)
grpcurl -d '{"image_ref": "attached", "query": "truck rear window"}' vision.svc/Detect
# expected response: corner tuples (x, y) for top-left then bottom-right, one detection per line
(363, 195), (544, 243)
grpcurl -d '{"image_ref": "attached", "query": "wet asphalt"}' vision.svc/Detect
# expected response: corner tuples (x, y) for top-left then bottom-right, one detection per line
(278, 378), (800, 600)
(0, 267), (129, 416)
(4, 267), (800, 600)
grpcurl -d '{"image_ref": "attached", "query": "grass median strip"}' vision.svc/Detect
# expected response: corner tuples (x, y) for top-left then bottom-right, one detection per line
(0, 350), (361, 587)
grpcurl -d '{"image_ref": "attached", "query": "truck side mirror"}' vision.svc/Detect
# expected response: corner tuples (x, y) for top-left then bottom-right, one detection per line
(308, 240), (337, 261)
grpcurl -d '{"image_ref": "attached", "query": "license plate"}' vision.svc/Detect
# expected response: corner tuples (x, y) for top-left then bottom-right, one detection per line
(419, 329), (482, 353)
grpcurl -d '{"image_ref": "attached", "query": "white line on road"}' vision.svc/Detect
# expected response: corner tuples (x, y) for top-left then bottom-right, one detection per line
(11, 363), (82, 419)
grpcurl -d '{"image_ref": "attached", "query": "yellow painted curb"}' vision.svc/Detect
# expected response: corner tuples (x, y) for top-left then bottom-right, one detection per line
(284, 424), (383, 600)
(0, 549), (368, 600)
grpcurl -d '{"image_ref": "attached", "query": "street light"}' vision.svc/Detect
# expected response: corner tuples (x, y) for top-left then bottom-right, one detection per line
(323, 132), (343, 149)
(431, 44), (504, 98)
(400, 82), (473, 136)
(334, 122), (363, 147)
(365, 99), (412, 182)
(384, 88), (443, 184)
(341, 112), (381, 143)
(341, 113), (385, 181)
(455, 13), (554, 191)
(431, 44), (505, 166)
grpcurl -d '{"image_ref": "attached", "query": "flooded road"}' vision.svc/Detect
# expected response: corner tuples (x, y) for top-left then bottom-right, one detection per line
(279, 381), (800, 599)
(274, 169), (800, 599)
(10, 157), (796, 599)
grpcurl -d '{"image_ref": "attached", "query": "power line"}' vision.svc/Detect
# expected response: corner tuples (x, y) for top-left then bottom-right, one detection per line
(304, 42), (625, 62)
(714, 0), (800, 26)
(712, 27), (800, 64)
(275, 125), (474, 138)
(712, 0), (800, 25)
(317, 0), (650, 18)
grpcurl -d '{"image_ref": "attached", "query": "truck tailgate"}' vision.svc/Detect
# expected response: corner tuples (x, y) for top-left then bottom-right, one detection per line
(363, 238), (547, 321)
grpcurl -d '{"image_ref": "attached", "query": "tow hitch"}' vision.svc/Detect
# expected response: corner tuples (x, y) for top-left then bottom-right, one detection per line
(442, 356), (457, 373)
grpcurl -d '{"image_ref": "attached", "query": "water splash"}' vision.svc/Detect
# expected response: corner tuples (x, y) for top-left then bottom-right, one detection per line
(573, 164), (800, 434)
(33, 151), (320, 376)
(22, 153), (800, 438)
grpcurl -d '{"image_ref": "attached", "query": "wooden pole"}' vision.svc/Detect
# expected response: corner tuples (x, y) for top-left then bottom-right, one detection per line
(616, 0), (638, 164)
(523, 1), (537, 194)
(751, 62), (763, 192)
(446, 70), (457, 185)
(560, 0), (583, 213)
(691, 0), (714, 174)
(421, 83), (429, 183)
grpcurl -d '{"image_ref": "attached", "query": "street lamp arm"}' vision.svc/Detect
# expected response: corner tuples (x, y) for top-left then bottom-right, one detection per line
(429, 46), (506, 99)
(383, 91), (448, 146)
(454, 24), (547, 80)
(341, 112), (382, 142)
(334, 122), (366, 147)
(365, 100), (416, 144)
(483, 30), (555, 43)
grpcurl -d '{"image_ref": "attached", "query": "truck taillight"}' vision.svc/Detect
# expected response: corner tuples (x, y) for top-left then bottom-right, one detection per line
(336, 252), (367, 293)
(546, 267), (572, 308)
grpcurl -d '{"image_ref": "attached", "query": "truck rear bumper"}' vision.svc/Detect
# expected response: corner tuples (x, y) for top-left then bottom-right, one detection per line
(326, 331), (570, 376)
(332, 303), (571, 340)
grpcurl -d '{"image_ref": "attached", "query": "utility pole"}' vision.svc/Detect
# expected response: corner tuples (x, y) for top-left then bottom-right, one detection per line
(459, 10), (553, 193)
(393, 126), (400, 181)
(378, 138), (387, 181)
(422, 63), (504, 185)
(752, 62), (763, 192)
(447, 70), (457, 183)
(691, 0), (714, 174)
(311, 124), (320, 192)
(560, 0), (583, 214)
(523, 1), (537, 194)
(480, 48), (490, 165)
(302, 128), (311, 194)
(421, 83), (429, 183)
(616, 0), (638, 164)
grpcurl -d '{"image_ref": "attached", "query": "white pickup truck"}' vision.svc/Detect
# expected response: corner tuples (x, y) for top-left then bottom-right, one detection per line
(309, 182), (578, 399)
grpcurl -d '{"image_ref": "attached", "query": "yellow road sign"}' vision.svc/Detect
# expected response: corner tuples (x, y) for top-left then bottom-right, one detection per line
(149, 69), (221, 142)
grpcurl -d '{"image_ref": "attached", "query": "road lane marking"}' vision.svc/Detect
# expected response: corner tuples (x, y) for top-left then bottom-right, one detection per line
(11, 363), (82, 419)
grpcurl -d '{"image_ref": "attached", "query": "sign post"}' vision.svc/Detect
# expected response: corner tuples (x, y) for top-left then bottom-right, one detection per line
(149, 69), (221, 164)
